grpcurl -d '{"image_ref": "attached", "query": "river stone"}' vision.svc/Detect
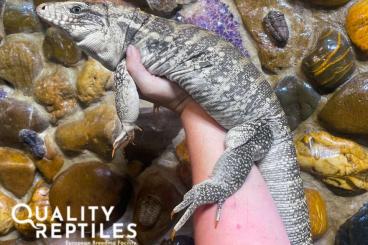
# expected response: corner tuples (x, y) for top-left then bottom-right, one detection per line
(295, 131), (368, 196)
(0, 147), (36, 198)
(305, 188), (328, 240)
(34, 68), (77, 123)
(275, 76), (320, 130)
(0, 192), (16, 236)
(0, 98), (49, 148)
(319, 73), (368, 136)
(0, 37), (43, 95)
(77, 59), (111, 104)
(134, 168), (182, 244)
(235, 0), (311, 73)
(43, 27), (83, 67)
(19, 129), (46, 159)
(308, 0), (351, 7)
(35, 154), (64, 183)
(55, 103), (119, 159)
(335, 203), (368, 245)
(346, 0), (368, 54)
(302, 29), (355, 94)
(0, 0), (5, 43)
(15, 181), (54, 238)
(125, 108), (182, 165)
(49, 162), (132, 228)
(3, 0), (42, 34)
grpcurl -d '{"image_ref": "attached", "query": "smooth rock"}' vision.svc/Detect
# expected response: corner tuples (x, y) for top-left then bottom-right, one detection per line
(49, 162), (132, 228)
(134, 169), (182, 244)
(77, 59), (111, 104)
(3, 0), (42, 34)
(0, 192), (16, 235)
(35, 154), (64, 183)
(319, 73), (368, 136)
(308, 0), (351, 7)
(160, 235), (194, 245)
(302, 29), (355, 94)
(34, 68), (77, 123)
(0, 147), (36, 197)
(125, 108), (182, 165)
(0, 37), (43, 95)
(235, 0), (311, 73)
(43, 27), (82, 66)
(55, 103), (119, 159)
(19, 129), (46, 159)
(0, 98), (49, 147)
(305, 188), (328, 240)
(275, 76), (320, 130)
(335, 203), (368, 245)
(15, 181), (55, 238)
(346, 0), (368, 54)
(295, 131), (368, 195)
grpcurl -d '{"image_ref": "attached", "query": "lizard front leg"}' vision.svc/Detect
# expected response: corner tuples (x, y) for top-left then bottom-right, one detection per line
(112, 60), (141, 158)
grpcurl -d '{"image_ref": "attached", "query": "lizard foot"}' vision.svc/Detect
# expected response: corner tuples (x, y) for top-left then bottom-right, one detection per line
(112, 122), (142, 158)
(170, 179), (227, 238)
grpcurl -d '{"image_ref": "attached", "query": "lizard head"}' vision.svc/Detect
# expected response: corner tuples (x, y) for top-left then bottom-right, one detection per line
(36, 1), (136, 70)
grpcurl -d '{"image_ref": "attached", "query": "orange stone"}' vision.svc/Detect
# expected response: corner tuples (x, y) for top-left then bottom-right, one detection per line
(305, 188), (328, 240)
(346, 0), (368, 53)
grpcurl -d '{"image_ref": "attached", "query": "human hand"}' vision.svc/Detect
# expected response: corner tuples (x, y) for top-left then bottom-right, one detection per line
(126, 45), (193, 114)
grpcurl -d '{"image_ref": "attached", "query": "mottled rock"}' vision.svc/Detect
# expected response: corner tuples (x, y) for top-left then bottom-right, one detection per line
(302, 29), (355, 94)
(0, 98), (49, 147)
(275, 76), (320, 130)
(305, 188), (328, 240)
(262, 11), (289, 48)
(55, 103), (119, 159)
(3, 0), (42, 34)
(0, 147), (36, 197)
(34, 69), (77, 123)
(43, 27), (82, 66)
(335, 203), (368, 245)
(0, 192), (16, 235)
(295, 131), (368, 195)
(319, 73), (368, 136)
(0, 38), (43, 95)
(308, 0), (351, 7)
(160, 235), (194, 245)
(49, 162), (132, 228)
(346, 0), (368, 54)
(134, 169), (182, 244)
(235, 0), (311, 73)
(15, 181), (55, 238)
(35, 154), (64, 182)
(19, 129), (45, 159)
(125, 108), (182, 164)
(77, 59), (111, 104)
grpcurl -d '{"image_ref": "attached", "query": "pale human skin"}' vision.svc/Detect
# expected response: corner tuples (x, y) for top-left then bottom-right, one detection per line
(126, 45), (290, 244)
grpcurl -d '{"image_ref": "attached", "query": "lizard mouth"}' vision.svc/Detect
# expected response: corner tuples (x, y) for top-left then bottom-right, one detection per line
(36, 3), (73, 26)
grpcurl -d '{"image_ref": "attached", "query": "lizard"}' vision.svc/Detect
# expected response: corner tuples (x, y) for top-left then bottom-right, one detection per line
(36, 1), (312, 244)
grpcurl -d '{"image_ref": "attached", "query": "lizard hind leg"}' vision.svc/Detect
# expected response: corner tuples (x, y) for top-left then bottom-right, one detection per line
(170, 121), (273, 236)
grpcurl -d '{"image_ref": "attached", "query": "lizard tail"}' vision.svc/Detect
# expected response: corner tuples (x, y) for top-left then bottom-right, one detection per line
(258, 130), (313, 245)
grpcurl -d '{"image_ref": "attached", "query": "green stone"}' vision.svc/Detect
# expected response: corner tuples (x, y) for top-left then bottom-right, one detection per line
(43, 27), (83, 67)
(3, 0), (43, 34)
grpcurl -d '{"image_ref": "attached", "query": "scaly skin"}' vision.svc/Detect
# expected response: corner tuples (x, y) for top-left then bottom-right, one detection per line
(36, 1), (312, 244)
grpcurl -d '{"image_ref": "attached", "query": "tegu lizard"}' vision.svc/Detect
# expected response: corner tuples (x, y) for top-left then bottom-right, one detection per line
(36, 1), (312, 244)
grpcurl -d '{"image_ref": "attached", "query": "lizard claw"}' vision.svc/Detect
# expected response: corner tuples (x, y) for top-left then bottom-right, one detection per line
(112, 123), (141, 158)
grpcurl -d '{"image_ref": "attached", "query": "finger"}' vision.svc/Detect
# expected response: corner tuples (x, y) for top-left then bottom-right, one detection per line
(126, 45), (157, 88)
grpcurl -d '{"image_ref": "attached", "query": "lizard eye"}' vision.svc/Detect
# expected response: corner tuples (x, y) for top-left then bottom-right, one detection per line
(70, 6), (82, 14)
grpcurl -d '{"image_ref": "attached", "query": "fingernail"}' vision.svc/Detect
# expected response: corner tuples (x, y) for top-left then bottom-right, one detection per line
(127, 45), (133, 56)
